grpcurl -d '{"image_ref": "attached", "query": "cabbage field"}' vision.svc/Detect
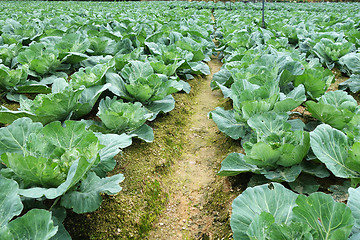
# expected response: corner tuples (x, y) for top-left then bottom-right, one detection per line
(0, 1), (360, 239)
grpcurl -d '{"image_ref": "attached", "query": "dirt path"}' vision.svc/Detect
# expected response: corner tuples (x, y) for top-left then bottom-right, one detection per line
(148, 57), (226, 239)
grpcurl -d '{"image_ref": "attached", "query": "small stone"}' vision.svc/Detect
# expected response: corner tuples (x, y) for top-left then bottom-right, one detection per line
(159, 223), (164, 226)
(117, 228), (121, 233)
(182, 219), (186, 223)
(182, 227), (186, 230)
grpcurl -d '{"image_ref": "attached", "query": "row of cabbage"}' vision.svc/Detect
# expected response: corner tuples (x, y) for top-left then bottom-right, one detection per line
(210, 3), (360, 239)
(0, 2), (215, 239)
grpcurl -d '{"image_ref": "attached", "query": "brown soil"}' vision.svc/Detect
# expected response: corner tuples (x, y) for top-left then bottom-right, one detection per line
(290, 105), (313, 124)
(327, 68), (349, 92)
(148, 57), (242, 240)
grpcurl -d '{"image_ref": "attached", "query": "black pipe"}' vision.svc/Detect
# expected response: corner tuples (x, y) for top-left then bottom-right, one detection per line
(262, 0), (265, 28)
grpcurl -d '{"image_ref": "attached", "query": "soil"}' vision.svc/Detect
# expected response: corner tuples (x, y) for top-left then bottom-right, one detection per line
(147, 57), (242, 240)
(327, 67), (349, 92)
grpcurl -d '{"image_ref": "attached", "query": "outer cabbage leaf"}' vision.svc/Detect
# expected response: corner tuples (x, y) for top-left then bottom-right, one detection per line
(106, 71), (132, 100)
(278, 60), (305, 86)
(288, 175), (320, 194)
(0, 177), (23, 228)
(0, 107), (46, 125)
(294, 66), (334, 99)
(92, 132), (132, 177)
(113, 47), (145, 71)
(310, 124), (360, 178)
(269, 222), (316, 240)
(273, 84), (306, 112)
(49, 206), (71, 240)
(217, 152), (260, 176)
(209, 107), (249, 140)
(246, 212), (275, 240)
(175, 37), (207, 62)
(293, 192), (353, 240)
(231, 183), (297, 240)
(210, 68), (232, 90)
(187, 61), (210, 75)
(218, 153), (303, 182)
(246, 212), (317, 240)
(306, 101), (347, 130)
(320, 90), (358, 109)
(13, 81), (51, 94)
(305, 90), (358, 130)
(0, 209), (57, 240)
(348, 187), (360, 233)
(349, 233), (360, 240)
(339, 52), (360, 74)
(0, 117), (42, 155)
(73, 83), (110, 119)
(60, 172), (124, 213)
(261, 165), (303, 182)
(145, 95), (176, 121)
(300, 161), (331, 179)
(339, 74), (360, 93)
(127, 124), (154, 142)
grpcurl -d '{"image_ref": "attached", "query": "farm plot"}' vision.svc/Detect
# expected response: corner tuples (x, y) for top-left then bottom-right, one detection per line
(1, 1), (360, 240)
